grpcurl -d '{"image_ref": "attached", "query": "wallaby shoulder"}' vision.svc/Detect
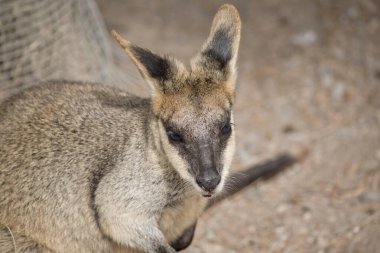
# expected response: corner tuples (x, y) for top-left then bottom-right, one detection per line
(0, 81), (157, 252)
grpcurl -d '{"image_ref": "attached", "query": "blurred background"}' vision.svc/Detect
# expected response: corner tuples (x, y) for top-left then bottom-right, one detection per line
(1, 0), (379, 252)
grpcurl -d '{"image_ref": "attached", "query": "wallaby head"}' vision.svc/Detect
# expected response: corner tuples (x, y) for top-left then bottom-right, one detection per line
(112, 4), (241, 197)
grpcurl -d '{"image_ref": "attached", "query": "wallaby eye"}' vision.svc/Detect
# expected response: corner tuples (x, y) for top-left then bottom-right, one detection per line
(167, 130), (184, 143)
(221, 122), (232, 136)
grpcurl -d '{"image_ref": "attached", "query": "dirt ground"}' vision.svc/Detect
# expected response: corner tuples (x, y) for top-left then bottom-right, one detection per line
(1, 0), (378, 252)
(96, 0), (380, 252)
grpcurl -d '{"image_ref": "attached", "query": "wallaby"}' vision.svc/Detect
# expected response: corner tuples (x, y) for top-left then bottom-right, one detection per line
(0, 4), (296, 253)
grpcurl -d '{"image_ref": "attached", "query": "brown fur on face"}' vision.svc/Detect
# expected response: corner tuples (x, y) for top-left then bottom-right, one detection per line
(112, 4), (241, 196)
(152, 76), (234, 122)
(112, 3), (241, 118)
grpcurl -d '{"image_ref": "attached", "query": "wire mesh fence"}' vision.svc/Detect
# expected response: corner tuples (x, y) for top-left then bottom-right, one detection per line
(0, 0), (141, 101)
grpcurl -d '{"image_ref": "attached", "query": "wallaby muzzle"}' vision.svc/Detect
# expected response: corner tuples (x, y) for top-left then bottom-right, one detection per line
(192, 140), (222, 194)
(196, 169), (221, 193)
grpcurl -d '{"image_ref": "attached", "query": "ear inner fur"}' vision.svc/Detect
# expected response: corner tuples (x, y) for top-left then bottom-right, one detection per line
(202, 27), (232, 69)
(112, 30), (189, 96)
(130, 46), (171, 81)
(191, 4), (241, 88)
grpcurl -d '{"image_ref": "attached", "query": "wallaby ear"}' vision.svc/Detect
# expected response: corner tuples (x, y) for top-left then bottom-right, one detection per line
(112, 30), (186, 94)
(192, 4), (241, 83)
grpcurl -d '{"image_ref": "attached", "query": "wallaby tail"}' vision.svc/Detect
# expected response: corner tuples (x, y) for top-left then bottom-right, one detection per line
(207, 153), (299, 209)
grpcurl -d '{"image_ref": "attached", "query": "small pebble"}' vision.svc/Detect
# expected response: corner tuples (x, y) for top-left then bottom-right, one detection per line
(332, 82), (346, 101)
(276, 203), (289, 214)
(291, 30), (318, 47)
(303, 212), (312, 221)
(358, 192), (380, 203)
(317, 237), (328, 248)
(206, 230), (216, 240)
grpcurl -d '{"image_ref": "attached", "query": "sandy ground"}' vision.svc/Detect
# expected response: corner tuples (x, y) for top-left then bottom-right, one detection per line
(96, 0), (380, 252)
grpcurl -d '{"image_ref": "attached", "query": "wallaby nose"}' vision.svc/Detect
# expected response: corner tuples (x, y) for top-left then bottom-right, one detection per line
(196, 172), (221, 192)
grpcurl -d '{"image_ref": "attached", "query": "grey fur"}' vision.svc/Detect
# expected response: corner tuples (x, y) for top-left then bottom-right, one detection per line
(0, 4), (241, 253)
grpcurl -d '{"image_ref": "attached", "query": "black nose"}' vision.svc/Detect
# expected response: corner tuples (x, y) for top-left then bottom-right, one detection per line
(196, 173), (221, 192)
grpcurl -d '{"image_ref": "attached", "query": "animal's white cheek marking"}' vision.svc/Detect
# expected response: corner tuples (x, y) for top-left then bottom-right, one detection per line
(216, 130), (235, 194)
(158, 123), (194, 183)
